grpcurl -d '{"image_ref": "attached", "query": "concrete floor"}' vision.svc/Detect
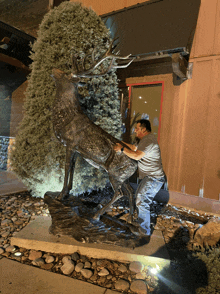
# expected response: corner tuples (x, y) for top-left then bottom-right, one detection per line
(0, 258), (119, 294)
(0, 170), (28, 196)
(11, 216), (170, 269)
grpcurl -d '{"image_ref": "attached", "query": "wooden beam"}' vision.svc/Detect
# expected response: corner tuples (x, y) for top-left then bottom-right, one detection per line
(172, 53), (188, 80)
(0, 53), (31, 73)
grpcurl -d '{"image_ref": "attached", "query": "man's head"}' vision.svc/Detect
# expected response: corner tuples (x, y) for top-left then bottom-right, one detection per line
(134, 119), (151, 139)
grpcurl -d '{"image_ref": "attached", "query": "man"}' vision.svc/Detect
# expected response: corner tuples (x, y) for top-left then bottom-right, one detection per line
(114, 119), (165, 237)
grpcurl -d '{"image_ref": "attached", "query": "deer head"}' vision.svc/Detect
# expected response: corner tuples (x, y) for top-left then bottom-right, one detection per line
(52, 40), (135, 89)
(70, 39), (135, 79)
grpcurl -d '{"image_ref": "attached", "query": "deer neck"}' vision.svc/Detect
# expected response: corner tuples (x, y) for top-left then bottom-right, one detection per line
(54, 81), (81, 111)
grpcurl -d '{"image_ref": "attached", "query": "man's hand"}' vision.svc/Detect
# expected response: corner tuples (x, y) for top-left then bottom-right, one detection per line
(113, 143), (123, 153)
(114, 142), (145, 160)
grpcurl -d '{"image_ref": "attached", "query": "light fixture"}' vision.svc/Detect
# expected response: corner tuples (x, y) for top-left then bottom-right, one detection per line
(150, 264), (160, 275)
(12, 252), (23, 258)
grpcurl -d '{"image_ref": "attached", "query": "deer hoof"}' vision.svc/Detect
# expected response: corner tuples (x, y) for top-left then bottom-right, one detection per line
(93, 214), (100, 221)
(127, 215), (133, 224)
(55, 193), (65, 201)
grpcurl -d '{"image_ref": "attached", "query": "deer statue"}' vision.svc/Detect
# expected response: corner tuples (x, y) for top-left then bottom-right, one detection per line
(51, 41), (137, 222)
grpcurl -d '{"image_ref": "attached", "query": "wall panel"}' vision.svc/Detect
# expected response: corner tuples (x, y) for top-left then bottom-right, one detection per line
(73, 0), (149, 15)
(213, 0), (220, 54)
(202, 58), (220, 200)
(171, 80), (192, 192)
(190, 0), (217, 58)
(178, 60), (212, 196)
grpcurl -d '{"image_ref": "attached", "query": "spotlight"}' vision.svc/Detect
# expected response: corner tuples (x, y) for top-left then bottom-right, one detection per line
(150, 264), (160, 275)
(12, 252), (23, 258)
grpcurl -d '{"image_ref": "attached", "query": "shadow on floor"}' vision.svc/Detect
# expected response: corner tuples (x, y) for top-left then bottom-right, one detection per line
(151, 228), (208, 294)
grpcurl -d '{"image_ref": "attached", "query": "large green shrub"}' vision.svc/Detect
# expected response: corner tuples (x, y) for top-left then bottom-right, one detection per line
(11, 2), (122, 197)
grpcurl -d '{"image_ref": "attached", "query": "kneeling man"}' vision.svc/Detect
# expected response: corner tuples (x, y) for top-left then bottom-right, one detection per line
(114, 119), (165, 237)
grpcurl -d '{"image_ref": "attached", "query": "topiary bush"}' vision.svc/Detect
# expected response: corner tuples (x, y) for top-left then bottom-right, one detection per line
(10, 2), (122, 197)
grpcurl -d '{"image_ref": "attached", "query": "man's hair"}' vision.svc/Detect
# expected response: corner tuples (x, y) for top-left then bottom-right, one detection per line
(136, 119), (151, 132)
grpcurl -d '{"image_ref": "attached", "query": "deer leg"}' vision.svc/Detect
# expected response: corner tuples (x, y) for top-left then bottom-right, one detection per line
(56, 146), (73, 201)
(67, 152), (76, 191)
(93, 176), (123, 220)
(122, 180), (136, 224)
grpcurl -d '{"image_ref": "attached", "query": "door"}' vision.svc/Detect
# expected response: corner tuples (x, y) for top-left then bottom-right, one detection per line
(128, 82), (164, 143)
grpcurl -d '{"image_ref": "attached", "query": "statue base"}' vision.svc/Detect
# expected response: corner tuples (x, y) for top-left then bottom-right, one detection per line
(44, 191), (150, 248)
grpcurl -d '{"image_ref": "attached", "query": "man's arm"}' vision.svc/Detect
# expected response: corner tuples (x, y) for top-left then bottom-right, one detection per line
(113, 143), (145, 160)
(121, 141), (137, 151)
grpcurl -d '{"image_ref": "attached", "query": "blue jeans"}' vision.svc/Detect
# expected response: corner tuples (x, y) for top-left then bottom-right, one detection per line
(135, 175), (165, 235)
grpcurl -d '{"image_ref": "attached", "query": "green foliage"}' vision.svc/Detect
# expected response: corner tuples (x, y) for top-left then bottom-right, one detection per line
(10, 2), (122, 197)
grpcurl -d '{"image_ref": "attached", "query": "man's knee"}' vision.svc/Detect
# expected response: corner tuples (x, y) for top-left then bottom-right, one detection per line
(154, 189), (169, 204)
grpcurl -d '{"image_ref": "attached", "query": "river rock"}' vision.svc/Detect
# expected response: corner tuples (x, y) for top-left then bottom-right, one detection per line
(98, 268), (109, 276)
(118, 264), (128, 273)
(129, 261), (144, 273)
(115, 279), (130, 291)
(29, 250), (42, 260)
(45, 255), (55, 263)
(81, 269), (93, 279)
(14, 220), (24, 226)
(61, 260), (75, 275)
(84, 261), (91, 269)
(75, 262), (84, 272)
(32, 258), (45, 266)
(136, 272), (147, 279)
(1, 231), (10, 238)
(1, 219), (11, 226)
(71, 252), (80, 261)
(0, 248), (5, 254)
(41, 263), (54, 270)
(62, 256), (72, 263)
(5, 245), (16, 252)
(130, 280), (148, 294)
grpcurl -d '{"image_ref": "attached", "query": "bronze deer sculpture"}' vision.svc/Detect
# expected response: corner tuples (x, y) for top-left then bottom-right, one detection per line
(51, 42), (137, 222)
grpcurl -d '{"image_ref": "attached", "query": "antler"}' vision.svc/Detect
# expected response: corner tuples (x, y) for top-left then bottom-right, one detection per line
(70, 39), (135, 78)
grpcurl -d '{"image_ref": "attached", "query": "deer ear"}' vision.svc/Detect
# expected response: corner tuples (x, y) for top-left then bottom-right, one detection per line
(51, 68), (65, 79)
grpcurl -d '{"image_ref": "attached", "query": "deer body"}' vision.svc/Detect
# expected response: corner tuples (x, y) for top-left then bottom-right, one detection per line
(51, 43), (137, 220)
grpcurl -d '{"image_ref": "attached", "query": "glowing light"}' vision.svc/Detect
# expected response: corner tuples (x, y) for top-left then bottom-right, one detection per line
(150, 264), (160, 275)
(14, 252), (22, 257)
(150, 268), (158, 275)
(139, 96), (142, 99)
